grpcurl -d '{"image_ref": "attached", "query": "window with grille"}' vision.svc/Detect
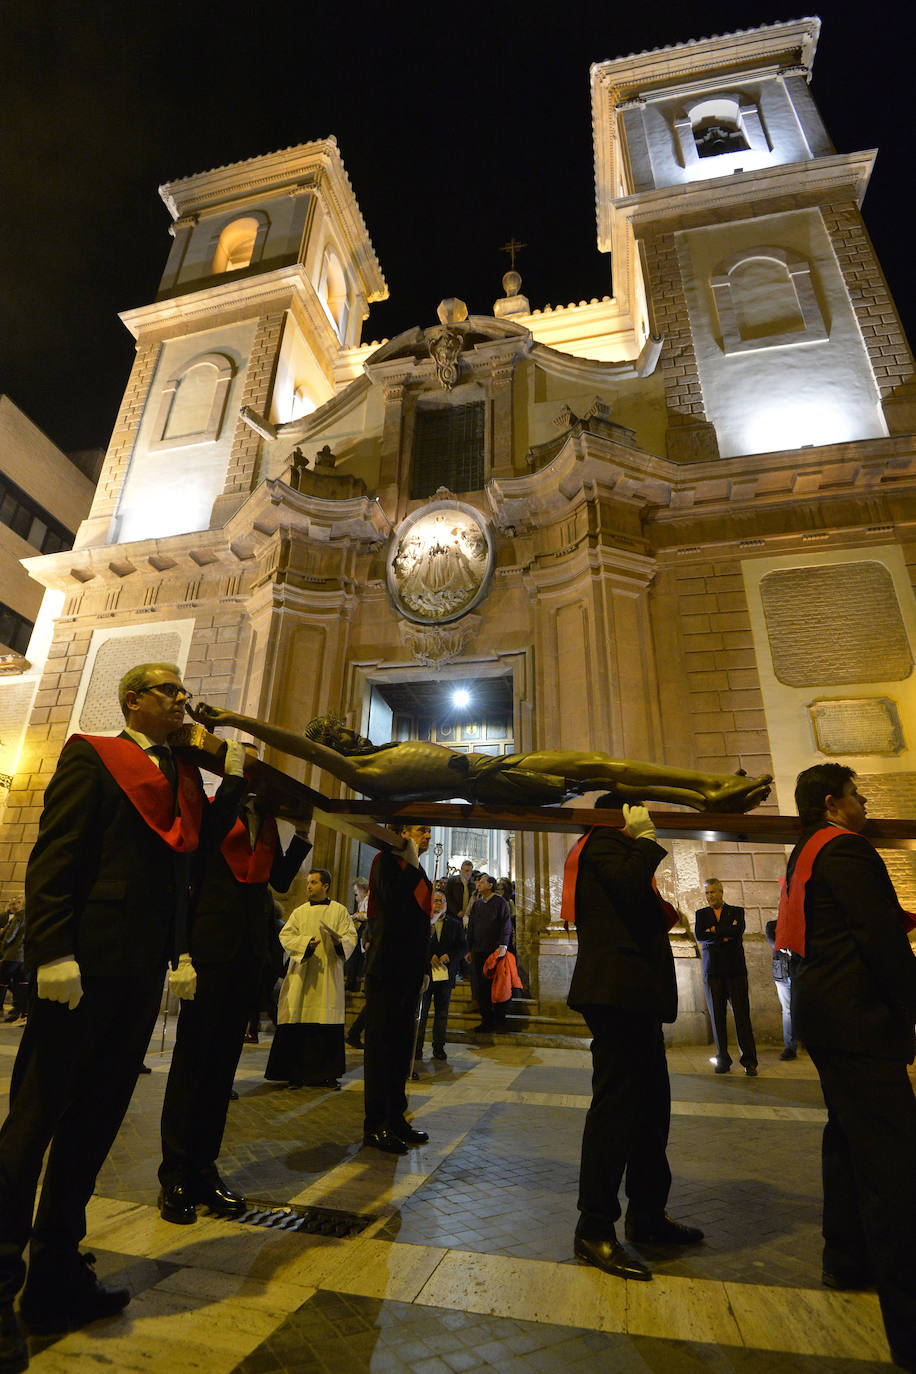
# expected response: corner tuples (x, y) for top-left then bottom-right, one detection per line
(411, 402), (485, 499)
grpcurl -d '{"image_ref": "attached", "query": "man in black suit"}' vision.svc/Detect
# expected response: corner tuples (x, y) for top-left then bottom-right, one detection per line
(157, 794), (311, 1224)
(779, 764), (916, 1371)
(416, 889), (467, 1062)
(564, 800), (703, 1282)
(0, 663), (244, 1371)
(362, 823), (432, 1155)
(694, 877), (758, 1076)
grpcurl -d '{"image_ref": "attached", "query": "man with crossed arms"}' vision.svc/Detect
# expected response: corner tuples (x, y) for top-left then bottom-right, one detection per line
(0, 663), (244, 1374)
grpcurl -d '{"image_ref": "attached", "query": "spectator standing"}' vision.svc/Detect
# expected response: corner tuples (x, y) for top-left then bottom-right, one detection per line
(467, 874), (512, 1033)
(694, 878), (758, 1076)
(416, 889), (467, 1062)
(0, 899), (28, 1025)
(764, 918), (796, 1060)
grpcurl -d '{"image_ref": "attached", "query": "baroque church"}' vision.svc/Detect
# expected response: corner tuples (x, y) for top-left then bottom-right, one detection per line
(2, 17), (915, 1038)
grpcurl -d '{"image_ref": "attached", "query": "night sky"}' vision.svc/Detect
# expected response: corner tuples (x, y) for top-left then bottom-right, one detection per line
(2, 0), (913, 456)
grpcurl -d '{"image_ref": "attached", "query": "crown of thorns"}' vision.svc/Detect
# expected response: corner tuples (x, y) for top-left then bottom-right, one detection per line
(303, 713), (347, 746)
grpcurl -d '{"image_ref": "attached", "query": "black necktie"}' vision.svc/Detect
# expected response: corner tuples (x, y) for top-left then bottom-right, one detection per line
(150, 745), (178, 808)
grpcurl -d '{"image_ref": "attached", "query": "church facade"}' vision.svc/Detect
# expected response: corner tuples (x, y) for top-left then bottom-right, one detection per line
(2, 19), (914, 1041)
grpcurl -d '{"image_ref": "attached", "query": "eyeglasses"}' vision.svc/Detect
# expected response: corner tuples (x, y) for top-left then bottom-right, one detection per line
(136, 683), (190, 703)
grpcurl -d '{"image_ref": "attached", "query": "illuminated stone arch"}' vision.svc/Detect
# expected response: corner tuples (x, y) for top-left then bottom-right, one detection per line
(711, 245), (828, 353)
(674, 93), (769, 169)
(150, 351), (235, 450)
(210, 212), (269, 274)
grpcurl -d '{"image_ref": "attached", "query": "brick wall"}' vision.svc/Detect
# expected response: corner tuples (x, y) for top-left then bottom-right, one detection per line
(222, 312), (286, 496)
(821, 196), (915, 398)
(87, 340), (161, 522)
(640, 231), (708, 419)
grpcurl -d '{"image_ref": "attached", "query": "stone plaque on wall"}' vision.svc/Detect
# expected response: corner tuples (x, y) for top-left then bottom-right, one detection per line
(809, 698), (904, 756)
(760, 563), (912, 686)
(79, 633), (183, 733)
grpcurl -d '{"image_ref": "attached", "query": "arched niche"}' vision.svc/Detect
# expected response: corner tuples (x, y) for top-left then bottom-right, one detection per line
(711, 246), (828, 353)
(150, 351), (236, 450)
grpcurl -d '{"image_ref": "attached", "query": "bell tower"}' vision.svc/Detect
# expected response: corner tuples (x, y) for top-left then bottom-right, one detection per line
(76, 138), (387, 548)
(591, 18), (916, 460)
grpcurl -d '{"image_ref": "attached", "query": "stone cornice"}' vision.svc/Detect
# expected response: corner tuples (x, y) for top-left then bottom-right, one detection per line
(226, 478), (391, 547)
(120, 265), (337, 341)
(610, 150), (876, 241)
(158, 138), (386, 303)
(486, 428), (916, 539)
(591, 19), (819, 109)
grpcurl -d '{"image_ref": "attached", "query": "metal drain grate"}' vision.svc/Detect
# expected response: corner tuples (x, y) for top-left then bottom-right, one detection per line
(228, 1200), (371, 1238)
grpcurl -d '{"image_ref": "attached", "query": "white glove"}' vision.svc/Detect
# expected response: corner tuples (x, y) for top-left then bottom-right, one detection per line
(622, 803), (656, 842)
(168, 952), (197, 1000)
(37, 955), (83, 1010)
(223, 740), (247, 776)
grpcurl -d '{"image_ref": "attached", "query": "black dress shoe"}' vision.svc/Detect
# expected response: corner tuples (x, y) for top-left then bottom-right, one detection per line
(394, 1123), (429, 1145)
(195, 1182), (247, 1217)
(714, 1060), (731, 1074)
(625, 1213), (705, 1245)
(363, 1128), (408, 1155)
(0, 1302), (27, 1373)
(472, 1023), (494, 1033)
(574, 1233), (651, 1281)
(158, 1182), (197, 1225)
(137, 1063), (152, 1074)
(432, 1046), (447, 1061)
(346, 1034), (364, 1049)
(744, 1064), (758, 1077)
(779, 1047), (797, 1061)
(19, 1252), (130, 1334)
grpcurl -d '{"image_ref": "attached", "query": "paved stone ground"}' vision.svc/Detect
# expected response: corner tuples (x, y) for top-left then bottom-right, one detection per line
(0, 1022), (906, 1372)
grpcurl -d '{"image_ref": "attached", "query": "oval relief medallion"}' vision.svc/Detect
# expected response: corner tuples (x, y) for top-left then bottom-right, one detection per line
(387, 501), (494, 625)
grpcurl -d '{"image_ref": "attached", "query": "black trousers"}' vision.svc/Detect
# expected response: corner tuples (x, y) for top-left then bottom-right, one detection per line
(159, 951), (254, 1189)
(577, 1006), (672, 1230)
(704, 973), (757, 1067)
(417, 977), (454, 1051)
(472, 952), (506, 1029)
(808, 1045), (916, 1364)
(362, 975), (422, 1135)
(0, 971), (163, 1302)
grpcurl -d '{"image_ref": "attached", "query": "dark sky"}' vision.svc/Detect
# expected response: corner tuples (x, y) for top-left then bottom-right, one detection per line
(2, 0), (913, 456)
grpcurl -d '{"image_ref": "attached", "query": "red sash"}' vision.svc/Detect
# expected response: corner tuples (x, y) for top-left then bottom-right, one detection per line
(777, 825), (916, 957)
(560, 826), (678, 931)
(72, 734), (203, 853)
(221, 813), (278, 884)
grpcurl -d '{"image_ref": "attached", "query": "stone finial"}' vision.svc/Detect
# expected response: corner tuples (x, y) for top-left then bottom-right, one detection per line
(502, 269), (522, 297)
(436, 298), (468, 326)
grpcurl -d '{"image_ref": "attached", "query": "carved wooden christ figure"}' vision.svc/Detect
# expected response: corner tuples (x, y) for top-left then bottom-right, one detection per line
(190, 705), (772, 814)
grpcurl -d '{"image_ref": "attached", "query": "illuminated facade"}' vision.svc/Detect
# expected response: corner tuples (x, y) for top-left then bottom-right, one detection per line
(2, 19), (915, 1040)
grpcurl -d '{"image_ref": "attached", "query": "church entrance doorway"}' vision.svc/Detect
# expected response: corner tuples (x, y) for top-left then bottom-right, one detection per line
(360, 675), (515, 887)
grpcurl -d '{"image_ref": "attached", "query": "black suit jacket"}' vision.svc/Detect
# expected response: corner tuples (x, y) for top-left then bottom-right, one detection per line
(567, 828), (677, 1023)
(787, 827), (916, 1061)
(694, 904), (747, 979)
(189, 830), (311, 965)
(365, 850), (432, 996)
(444, 873), (472, 919)
(427, 912), (467, 986)
(24, 736), (244, 977)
